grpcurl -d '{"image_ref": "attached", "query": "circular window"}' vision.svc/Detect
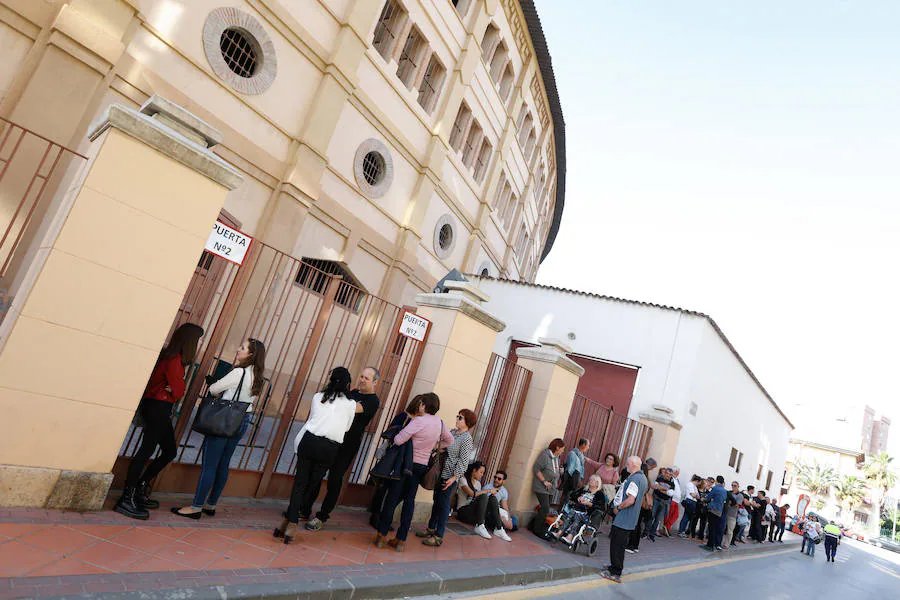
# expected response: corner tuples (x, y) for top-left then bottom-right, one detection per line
(219, 28), (258, 78)
(433, 214), (458, 260)
(439, 224), (453, 250)
(203, 9), (277, 95)
(362, 151), (385, 186)
(354, 139), (394, 198)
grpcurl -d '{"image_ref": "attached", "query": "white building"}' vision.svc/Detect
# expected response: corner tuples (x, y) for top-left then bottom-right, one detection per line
(475, 276), (794, 492)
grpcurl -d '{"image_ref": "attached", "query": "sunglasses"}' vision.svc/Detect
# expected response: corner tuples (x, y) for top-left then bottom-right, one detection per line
(456, 415), (464, 420)
(494, 476), (504, 480)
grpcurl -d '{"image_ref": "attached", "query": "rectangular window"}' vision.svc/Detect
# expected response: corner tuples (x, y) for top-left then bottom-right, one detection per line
(396, 27), (426, 88)
(757, 464), (763, 480)
(449, 104), (472, 152)
(473, 139), (492, 182)
(502, 193), (517, 231)
(373, 1), (405, 60)
(766, 470), (773, 490)
(736, 452), (743, 473)
(462, 121), (483, 167)
(417, 54), (446, 113)
(729, 448), (738, 468)
(452, 0), (472, 17)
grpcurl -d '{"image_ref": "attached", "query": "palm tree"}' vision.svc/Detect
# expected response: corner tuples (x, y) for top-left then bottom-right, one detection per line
(795, 461), (838, 497)
(834, 475), (866, 513)
(797, 461), (838, 497)
(864, 452), (898, 511)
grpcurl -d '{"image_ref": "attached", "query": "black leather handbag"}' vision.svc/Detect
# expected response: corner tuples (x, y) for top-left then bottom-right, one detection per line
(192, 368), (250, 438)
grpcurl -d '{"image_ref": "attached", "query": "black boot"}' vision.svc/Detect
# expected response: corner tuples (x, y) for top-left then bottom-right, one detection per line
(135, 481), (159, 510)
(114, 487), (150, 520)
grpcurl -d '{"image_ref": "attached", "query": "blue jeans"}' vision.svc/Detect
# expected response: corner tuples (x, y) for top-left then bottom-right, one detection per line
(804, 533), (817, 556)
(427, 479), (458, 538)
(647, 497), (669, 539)
(735, 523), (746, 541)
(378, 462), (427, 541)
(192, 415), (250, 508)
(678, 499), (696, 534)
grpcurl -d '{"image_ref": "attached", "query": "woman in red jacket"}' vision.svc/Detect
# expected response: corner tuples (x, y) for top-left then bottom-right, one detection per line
(114, 323), (203, 520)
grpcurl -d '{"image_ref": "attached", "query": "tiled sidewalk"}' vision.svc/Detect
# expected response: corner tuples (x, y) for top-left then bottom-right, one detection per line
(0, 497), (800, 599)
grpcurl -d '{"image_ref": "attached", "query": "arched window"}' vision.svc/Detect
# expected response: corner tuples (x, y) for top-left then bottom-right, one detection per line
(518, 112), (534, 147)
(481, 23), (501, 63)
(499, 64), (514, 102)
(524, 128), (537, 161)
(489, 42), (509, 83)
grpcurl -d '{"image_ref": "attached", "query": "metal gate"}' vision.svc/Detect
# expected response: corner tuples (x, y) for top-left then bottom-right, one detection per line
(114, 240), (430, 502)
(564, 393), (652, 464)
(0, 116), (87, 323)
(472, 353), (532, 478)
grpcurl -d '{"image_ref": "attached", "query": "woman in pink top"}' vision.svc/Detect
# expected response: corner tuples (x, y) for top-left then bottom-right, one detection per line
(374, 392), (453, 551)
(597, 452), (620, 511)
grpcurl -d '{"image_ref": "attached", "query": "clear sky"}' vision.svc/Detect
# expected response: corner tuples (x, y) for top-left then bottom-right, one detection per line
(534, 1), (900, 458)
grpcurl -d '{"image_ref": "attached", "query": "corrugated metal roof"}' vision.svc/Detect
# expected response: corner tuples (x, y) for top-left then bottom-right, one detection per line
(519, 1), (566, 263)
(471, 274), (795, 430)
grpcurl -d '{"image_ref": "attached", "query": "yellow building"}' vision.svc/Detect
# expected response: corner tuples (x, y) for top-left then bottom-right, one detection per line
(0, 0), (567, 511)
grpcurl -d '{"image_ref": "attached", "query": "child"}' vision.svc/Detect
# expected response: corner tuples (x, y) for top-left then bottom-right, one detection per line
(735, 505), (750, 543)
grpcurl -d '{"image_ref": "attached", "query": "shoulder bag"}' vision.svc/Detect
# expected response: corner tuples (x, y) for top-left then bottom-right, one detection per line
(421, 423), (448, 491)
(192, 368), (250, 438)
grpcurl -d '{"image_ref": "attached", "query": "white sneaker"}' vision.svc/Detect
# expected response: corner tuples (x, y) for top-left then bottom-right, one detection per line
(474, 524), (492, 539)
(494, 528), (512, 542)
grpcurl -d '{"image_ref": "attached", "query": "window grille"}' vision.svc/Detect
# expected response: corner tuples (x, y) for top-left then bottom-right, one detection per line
(449, 104), (471, 151)
(438, 223), (454, 251)
(294, 258), (365, 312)
(396, 28), (425, 87)
(473, 139), (492, 182)
(373, 1), (404, 60)
(729, 448), (738, 468)
(417, 54), (445, 113)
(219, 28), (258, 78)
(362, 151), (385, 186)
(461, 122), (482, 167)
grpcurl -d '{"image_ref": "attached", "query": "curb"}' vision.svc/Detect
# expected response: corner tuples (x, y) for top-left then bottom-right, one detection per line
(50, 540), (799, 600)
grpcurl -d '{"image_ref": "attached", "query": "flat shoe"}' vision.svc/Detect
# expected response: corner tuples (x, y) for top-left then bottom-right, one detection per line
(170, 507), (201, 520)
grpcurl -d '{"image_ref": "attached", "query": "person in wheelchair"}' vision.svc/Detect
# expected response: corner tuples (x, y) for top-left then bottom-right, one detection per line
(549, 474), (607, 546)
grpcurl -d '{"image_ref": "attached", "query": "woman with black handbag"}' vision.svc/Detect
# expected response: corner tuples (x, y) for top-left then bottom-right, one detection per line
(172, 338), (266, 519)
(368, 396), (422, 528)
(274, 366), (356, 543)
(115, 323), (204, 520)
(373, 392), (453, 552)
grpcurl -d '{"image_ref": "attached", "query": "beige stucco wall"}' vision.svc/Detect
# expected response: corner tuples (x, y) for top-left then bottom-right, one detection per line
(0, 128), (229, 474)
(505, 348), (582, 513)
(0, 0), (560, 313)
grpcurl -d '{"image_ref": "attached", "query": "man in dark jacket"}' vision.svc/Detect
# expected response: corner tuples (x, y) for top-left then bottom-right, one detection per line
(307, 367), (380, 530)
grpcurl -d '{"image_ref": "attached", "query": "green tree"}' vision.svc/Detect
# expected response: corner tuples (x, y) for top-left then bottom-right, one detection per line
(864, 452), (898, 512)
(796, 461), (838, 497)
(834, 475), (866, 513)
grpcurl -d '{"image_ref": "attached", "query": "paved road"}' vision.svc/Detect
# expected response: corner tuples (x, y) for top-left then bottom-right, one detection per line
(449, 539), (899, 599)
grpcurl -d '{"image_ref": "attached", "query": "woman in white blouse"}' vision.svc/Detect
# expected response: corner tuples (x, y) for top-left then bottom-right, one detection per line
(173, 338), (266, 519)
(275, 366), (356, 543)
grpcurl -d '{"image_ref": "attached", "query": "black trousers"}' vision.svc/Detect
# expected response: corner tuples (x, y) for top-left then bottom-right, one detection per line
(706, 513), (722, 547)
(609, 525), (630, 576)
(126, 399), (178, 488)
(824, 536), (838, 560)
(628, 507), (651, 549)
(750, 514), (763, 541)
(532, 492), (552, 537)
(761, 523), (769, 541)
(316, 437), (362, 522)
(287, 433), (339, 523)
(696, 510), (708, 539)
(457, 494), (503, 530)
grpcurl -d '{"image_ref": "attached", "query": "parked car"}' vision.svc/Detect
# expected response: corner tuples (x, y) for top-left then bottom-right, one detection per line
(839, 524), (865, 541)
(870, 536), (900, 553)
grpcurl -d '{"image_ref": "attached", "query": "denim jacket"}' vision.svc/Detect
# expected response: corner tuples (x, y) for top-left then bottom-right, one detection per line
(706, 484), (727, 516)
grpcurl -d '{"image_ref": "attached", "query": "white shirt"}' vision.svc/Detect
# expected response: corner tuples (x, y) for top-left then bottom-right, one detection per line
(208, 367), (256, 412)
(613, 480), (639, 507)
(684, 481), (699, 501)
(293, 392), (356, 450)
(669, 477), (682, 501)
